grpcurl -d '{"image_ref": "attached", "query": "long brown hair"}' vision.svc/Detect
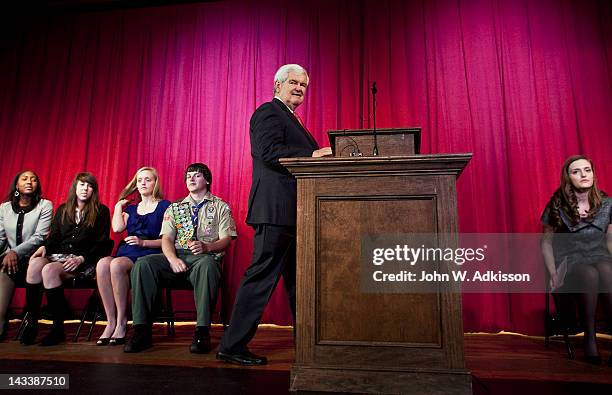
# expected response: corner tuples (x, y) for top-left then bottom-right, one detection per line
(118, 167), (164, 201)
(546, 155), (605, 230)
(61, 172), (102, 227)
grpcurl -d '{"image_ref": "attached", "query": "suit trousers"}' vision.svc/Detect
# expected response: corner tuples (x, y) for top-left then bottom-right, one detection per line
(131, 250), (221, 327)
(220, 224), (296, 353)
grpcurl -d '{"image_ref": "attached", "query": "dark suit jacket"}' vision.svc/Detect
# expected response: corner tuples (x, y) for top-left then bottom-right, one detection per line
(246, 98), (320, 227)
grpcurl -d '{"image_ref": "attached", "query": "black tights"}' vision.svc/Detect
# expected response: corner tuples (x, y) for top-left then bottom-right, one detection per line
(569, 262), (612, 356)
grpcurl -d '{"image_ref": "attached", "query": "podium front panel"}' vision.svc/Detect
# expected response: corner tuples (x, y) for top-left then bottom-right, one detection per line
(317, 191), (440, 346)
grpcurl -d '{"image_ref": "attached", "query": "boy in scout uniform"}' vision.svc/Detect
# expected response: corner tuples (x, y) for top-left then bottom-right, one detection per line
(124, 163), (237, 353)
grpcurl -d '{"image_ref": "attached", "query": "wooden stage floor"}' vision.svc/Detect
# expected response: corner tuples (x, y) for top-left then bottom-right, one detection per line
(1, 321), (611, 394)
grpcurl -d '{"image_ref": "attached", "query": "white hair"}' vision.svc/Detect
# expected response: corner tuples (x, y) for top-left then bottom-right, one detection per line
(273, 64), (309, 94)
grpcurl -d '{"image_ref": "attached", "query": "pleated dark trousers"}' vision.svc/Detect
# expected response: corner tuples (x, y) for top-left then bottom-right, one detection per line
(220, 224), (296, 353)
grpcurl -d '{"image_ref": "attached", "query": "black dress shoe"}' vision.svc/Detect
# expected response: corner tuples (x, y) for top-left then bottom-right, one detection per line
(216, 350), (268, 366)
(109, 337), (126, 346)
(19, 321), (38, 345)
(39, 327), (66, 346)
(584, 355), (602, 365)
(189, 327), (211, 354)
(0, 321), (8, 341)
(96, 337), (111, 346)
(123, 327), (152, 353)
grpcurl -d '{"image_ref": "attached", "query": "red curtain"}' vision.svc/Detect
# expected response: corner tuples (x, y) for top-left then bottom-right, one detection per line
(1, 0), (610, 334)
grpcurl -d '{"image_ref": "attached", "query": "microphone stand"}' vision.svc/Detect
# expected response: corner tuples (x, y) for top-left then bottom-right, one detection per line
(371, 81), (379, 156)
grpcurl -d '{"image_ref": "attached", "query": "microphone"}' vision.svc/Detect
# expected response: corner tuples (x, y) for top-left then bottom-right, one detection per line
(371, 81), (379, 156)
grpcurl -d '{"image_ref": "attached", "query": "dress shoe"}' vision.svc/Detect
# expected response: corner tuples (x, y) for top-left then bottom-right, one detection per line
(96, 337), (111, 346)
(584, 355), (602, 365)
(189, 326), (211, 354)
(123, 326), (152, 353)
(109, 337), (126, 346)
(19, 321), (38, 345)
(39, 326), (66, 346)
(0, 321), (8, 341)
(216, 350), (268, 366)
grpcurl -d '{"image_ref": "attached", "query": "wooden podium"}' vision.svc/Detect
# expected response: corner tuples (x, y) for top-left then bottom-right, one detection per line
(281, 153), (472, 394)
(328, 127), (421, 157)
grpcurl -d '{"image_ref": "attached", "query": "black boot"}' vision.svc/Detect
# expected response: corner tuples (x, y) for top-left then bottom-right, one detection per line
(39, 286), (67, 346)
(20, 283), (43, 345)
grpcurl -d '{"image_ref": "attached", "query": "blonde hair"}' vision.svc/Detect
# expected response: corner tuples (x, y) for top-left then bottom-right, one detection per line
(118, 167), (164, 201)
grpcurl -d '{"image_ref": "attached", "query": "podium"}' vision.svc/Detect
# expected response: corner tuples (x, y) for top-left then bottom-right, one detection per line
(327, 127), (421, 157)
(280, 153), (472, 394)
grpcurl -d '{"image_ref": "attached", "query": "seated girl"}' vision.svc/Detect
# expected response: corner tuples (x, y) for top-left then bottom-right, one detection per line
(21, 172), (111, 346)
(0, 170), (53, 340)
(541, 155), (611, 365)
(96, 167), (170, 345)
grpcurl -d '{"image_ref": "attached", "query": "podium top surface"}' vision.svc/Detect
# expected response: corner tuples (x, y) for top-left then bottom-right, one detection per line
(280, 153), (472, 178)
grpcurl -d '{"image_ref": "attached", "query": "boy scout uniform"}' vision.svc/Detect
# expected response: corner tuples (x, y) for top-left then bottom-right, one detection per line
(131, 192), (237, 327)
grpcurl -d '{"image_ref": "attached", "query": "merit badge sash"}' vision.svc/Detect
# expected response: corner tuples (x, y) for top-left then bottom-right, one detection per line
(171, 202), (195, 248)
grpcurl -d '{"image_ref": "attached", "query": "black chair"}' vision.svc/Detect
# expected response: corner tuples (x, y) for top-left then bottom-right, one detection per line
(544, 289), (576, 359)
(67, 275), (103, 342)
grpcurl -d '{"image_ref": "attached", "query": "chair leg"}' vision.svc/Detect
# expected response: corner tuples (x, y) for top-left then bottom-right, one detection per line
(547, 291), (577, 359)
(544, 293), (550, 348)
(165, 288), (175, 336)
(563, 330), (575, 359)
(86, 302), (100, 341)
(73, 303), (89, 342)
(15, 311), (30, 341)
(74, 291), (98, 342)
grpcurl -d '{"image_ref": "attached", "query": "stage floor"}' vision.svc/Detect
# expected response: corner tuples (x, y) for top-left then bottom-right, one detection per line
(1, 321), (611, 394)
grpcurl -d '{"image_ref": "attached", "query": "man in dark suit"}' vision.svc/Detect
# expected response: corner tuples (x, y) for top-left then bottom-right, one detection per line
(217, 64), (331, 365)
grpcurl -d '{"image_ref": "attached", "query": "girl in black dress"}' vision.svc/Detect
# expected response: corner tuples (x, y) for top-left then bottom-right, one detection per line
(541, 155), (612, 365)
(21, 172), (111, 346)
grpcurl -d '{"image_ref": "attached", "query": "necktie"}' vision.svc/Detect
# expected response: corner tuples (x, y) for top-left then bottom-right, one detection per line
(294, 112), (306, 128)
(191, 200), (207, 239)
(293, 112), (316, 144)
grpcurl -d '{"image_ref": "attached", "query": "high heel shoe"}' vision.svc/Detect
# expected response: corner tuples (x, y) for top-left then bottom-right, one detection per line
(109, 337), (126, 346)
(96, 337), (111, 346)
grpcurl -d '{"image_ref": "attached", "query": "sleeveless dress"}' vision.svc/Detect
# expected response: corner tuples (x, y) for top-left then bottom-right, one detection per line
(115, 200), (171, 262)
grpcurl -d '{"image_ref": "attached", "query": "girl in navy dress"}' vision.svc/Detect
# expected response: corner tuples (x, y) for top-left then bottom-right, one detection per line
(96, 167), (170, 345)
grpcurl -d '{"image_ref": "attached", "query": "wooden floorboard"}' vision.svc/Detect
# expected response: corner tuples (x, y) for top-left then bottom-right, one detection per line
(1, 321), (611, 394)
(1, 321), (294, 371)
